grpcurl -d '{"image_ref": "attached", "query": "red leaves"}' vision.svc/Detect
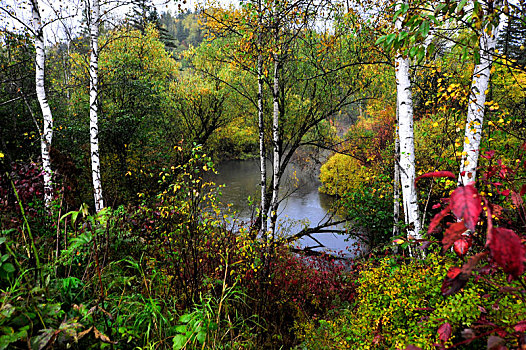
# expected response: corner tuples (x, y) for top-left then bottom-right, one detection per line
(481, 150), (496, 159)
(514, 320), (526, 333)
(441, 266), (467, 296)
(427, 178), (525, 292)
(499, 189), (510, 197)
(511, 191), (524, 208)
(415, 171), (455, 184)
(450, 185), (482, 231)
(442, 253), (488, 296)
(442, 222), (468, 250)
(487, 227), (525, 278)
(429, 185), (481, 234)
(438, 322), (452, 342)
(453, 237), (472, 257)
(429, 205), (451, 234)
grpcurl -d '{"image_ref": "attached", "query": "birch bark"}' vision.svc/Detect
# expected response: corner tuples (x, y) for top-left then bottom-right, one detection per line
(393, 106), (400, 238)
(31, 0), (54, 207)
(394, 1), (421, 239)
(458, 3), (500, 185)
(257, 0), (267, 236)
(89, 0), (104, 212)
(269, 57), (281, 239)
(268, 2), (281, 239)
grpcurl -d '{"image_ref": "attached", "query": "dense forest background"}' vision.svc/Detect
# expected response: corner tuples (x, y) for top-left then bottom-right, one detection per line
(0, 0), (525, 349)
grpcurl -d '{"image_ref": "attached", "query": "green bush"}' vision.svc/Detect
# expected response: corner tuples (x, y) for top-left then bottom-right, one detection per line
(298, 252), (524, 349)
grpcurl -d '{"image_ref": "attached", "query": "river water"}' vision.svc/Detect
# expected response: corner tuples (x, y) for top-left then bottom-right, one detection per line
(208, 159), (358, 256)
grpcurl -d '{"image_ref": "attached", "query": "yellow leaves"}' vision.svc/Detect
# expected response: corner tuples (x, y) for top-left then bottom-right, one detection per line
(0, 152), (4, 158)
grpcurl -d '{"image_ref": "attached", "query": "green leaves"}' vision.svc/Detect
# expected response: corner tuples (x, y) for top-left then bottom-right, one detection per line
(375, 3), (434, 64)
(456, 0), (468, 14)
(419, 20), (430, 38)
(393, 3), (410, 23)
(386, 33), (397, 46)
(172, 311), (214, 350)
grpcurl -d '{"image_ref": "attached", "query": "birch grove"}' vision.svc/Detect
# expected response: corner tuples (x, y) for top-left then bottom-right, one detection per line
(394, 1), (421, 239)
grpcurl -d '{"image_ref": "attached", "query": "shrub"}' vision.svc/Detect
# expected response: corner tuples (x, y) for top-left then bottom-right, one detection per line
(299, 251), (524, 350)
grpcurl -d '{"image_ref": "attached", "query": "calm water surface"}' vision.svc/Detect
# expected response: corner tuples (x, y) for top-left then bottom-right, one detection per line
(208, 159), (358, 256)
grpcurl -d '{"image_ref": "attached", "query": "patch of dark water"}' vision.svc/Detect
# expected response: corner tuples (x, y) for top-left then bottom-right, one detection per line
(207, 159), (362, 257)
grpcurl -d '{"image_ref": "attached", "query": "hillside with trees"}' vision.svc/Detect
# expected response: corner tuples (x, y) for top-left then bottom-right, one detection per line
(0, 0), (525, 349)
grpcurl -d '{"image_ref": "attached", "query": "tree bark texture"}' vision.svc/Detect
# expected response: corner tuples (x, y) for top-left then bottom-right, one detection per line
(458, 2), (500, 185)
(90, 0), (104, 212)
(257, 0), (267, 237)
(31, 0), (54, 207)
(395, 1), (421, 239)
(269, 57), (281, 240)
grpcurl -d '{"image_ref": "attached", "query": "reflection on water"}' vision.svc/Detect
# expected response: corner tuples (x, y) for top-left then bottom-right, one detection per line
(208, 159), (358, 256)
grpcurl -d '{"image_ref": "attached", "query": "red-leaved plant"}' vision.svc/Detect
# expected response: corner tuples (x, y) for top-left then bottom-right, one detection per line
(405, 166), (526, 349)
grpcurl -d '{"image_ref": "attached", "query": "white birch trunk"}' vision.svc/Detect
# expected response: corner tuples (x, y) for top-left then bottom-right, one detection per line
(395, 1), (421, 239)
(269, 57), (280, 239)
(31, 0), (54, 207)
(393, 106), (400, 238)
(257, 0), (267, 236)
(268, 1), (281, 239)
(458, 12), (500, 185)
(89, 0), (104, 212)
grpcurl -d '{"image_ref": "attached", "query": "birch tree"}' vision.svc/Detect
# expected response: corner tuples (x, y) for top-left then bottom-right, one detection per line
(268, 1), (281, 240)
(458, 0), (502, 185)
(394, 1), (421, 239)
(29, 0), (54, 207)
(0, 0), (84, 207)
(257, 0), (268, 236)
(0, 0), (56, 206)
(200, 0), (370, 245)
(88, 0), (104, 212)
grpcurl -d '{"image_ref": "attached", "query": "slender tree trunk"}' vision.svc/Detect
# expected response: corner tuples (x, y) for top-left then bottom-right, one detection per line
(458, 6), (500, 185)
(393, 105), (400, 238)
(31, 0), (54, 207)
(257, 0), (267, 237)
(395, 1), (421, 239)
(269, 2), (281, 240)
(269, 57), (280, 240)
(90, 0), (104, 212)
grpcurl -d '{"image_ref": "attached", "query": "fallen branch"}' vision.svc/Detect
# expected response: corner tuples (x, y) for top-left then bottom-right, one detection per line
(285, 219), (347, 244)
